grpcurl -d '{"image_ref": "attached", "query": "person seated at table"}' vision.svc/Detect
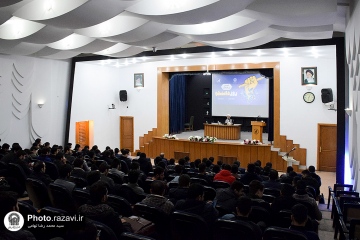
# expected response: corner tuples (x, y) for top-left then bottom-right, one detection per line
(225, 114), (233, 125)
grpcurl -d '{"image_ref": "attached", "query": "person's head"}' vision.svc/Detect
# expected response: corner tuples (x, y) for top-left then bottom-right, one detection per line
(205, 160), (212, 168)
(249, 180), (264, 197)
(178, 158), (185, 166)
(160, 153), (165, 158)
(130, 161), (140, 170)
(140, 152), (146, 158)
(178, 174), (191, 188)
(174, 165), (183, 174)
(306, 69), (314, 79)
(59, 164), (73, 179)
(194, 159), (201, 168)
(223, 164), (231, 171)
(33, 161), (45, 173)
(15, 150), (26, 159)
(292, 176), (301, 187)
(169, 158), (175, 165)
(154, 156), (162, 166)
(110, 158), (121, 170)
(41, 147), (50, 156)
(157, 161), (166, 170)
(128, 170), (140, 184)
(2, 143), (10, 151)
(87, 171), (101, 186)
(65, 219), (98, 240)
(254, 160), (262, 167)
(44, 142), (50, 148)
(198, 163), (206, 173)
(153, 166), (165, 180)
(114, 148), (120, 154)
(269, 169), (279, 181)
(231, 181), (244, 197)
(226, 114), (231, 119)
(98, 162), (110, 174)
(291, 204), (308, 226)
(73, 158), (84, 168)
(121, 148), (129, 156)
(286, 166), (293, 173)
(150, 180), (166, 196)
(236, 196), (252, 217)
(295, 180), (307, 195)
(301, 169), (310, 178)
(281, 183), (295, 197)
(231, 164), (239, 174)
(209, 157), (214, 163)
(89, 181), (108, 204)
(0, 191), (19, 224)
(217, 160), (223, 166)
(55, 152), (65, 161)
(247, 163), (256, 173)
(102, 150), (110, 158)
(30, 146), (38, 153)
(233, 160), (240, 167)
(187, 183), (204, 201)
(64, 146), (71, 154)
(265, 162), (272, 169)
(262, 166), (271, 176)
(184, 156), (190, 163)
(212, 165), (220, 174)
(308, 166), (316, 173)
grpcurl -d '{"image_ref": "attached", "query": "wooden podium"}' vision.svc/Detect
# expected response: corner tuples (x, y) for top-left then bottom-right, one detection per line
(251, 121), (266, 142)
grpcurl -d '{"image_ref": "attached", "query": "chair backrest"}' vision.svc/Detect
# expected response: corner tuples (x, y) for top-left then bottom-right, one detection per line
(92, 220), (118, 240)
(18, 200), (38, 215)
(118, 185), (146, 204)
(305, 185), (316, 199)
(38, 207), (69, 239)
(264, 188), (280, 197)
(339, 196), (360, 211)
(249, 206), (271, 226)
(69, 176), (88, 188)
(26, 178), (51, 209)
(213, 219), (259, 240)
(8, 163), (27, 183)
(48, 183), (77, 213)
(334, 184), (353, 194)
(190, 177), (209, 186)
(72, 188), (91, 207)
(276, 209), (292, 228)
(262, 194), (276, 204)
(295, 200), (317, 220)
(121, 232), (156, 240)
(343, 203), (360, 223)
(170, 211), (209, 240)
(44, 161), (59, 180)
(212, 180), (230, 189)
(337, 190), (359, 198)
(263, 227), (308, 240)
(349, 219), (360, 240)
(107, 173), (124, 184)
(107, 194), (133, 217)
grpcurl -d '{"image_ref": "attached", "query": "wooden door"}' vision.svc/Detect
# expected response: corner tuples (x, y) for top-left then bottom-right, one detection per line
(318, 124), (336, 172)
(75, 120), (94, 149)
(120, 116), (134, 152)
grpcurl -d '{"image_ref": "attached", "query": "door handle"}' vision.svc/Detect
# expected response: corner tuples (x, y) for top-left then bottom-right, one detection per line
(320, 146), (321, 152)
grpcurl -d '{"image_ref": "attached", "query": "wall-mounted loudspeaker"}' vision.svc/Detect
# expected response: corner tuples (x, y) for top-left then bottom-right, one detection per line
(119, 90), (127, 102)
(321, 88), (333, 103)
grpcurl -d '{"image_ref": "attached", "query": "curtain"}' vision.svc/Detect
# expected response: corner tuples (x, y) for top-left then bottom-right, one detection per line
(169, 75), (186, 134)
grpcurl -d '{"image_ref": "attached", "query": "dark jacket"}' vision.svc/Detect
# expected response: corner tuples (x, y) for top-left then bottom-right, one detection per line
(169, 187), (188, 203)
(240, 172), (263, 185)
(215, 187), (238, 213)
(271, 195), (298, 214)
(175, 199), (218, 226)
(289, 225), (320, 240)
(29, 172), (53, 186)
(138, 157), (153, 176)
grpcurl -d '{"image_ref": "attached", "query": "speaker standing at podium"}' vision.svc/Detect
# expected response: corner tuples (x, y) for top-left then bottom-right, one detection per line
(225, 114), (233, 125)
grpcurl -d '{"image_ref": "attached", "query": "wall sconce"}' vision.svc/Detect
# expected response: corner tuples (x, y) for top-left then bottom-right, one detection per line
(345, 108), (352, 116)
(38, 103), (44, 108)
(108, 104), (116, 110)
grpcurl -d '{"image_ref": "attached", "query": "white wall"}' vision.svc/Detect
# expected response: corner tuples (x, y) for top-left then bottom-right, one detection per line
(71, 48), (337, 167)
(0, 55), (70, 148)
(345, 0), (360, 188)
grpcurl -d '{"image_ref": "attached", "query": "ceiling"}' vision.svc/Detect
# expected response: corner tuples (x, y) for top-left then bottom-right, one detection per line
(0, 0), (349, 60)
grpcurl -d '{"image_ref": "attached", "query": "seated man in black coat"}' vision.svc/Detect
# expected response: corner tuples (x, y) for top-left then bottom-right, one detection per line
(221, 196), (262, 240)
(10, 150), (32, 176)
(216, 180), (244, 213)
(175, 183), (218, 227)
(71, 158), (87, 179)
(263, 169), (282, 191)
(78, 181), (131, 239)
(169, 174), (190, 203)
(289, 204), (320, 240)
(30, 161), (53, 186)
(54, 164), (76, 194)
(240, 163), (262, 185)
(271, 183), (297, 215)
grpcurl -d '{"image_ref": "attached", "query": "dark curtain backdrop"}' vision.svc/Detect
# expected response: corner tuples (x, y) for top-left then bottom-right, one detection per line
(169, 75), (186, 134)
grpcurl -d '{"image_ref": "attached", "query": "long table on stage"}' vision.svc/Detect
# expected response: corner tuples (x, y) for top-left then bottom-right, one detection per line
(203, 123), (241, 140)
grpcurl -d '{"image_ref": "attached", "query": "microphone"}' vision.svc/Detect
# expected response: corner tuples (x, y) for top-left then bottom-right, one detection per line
(256, 115), (260, 121)
(284, 147), (296, 157)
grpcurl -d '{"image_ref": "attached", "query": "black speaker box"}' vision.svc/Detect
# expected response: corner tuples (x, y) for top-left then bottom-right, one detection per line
(321, 88), (333, 103)
(119, 90), (127, 102)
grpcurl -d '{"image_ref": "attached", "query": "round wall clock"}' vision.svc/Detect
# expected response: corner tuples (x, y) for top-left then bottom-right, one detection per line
(303, 92), (315, 103)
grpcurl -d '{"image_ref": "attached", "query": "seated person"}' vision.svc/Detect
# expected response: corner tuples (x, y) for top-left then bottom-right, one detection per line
(152, 166), (165, 181)
(216, 180), (244, 213)
(53, 152), (68, 169)
(221, 196), (263, 240)
(141, 180), (174, 215)
(196, 163), (212, 184)
(71, 158), (87, 179)
(123, 170), (145, 195)
(262, 169), (282, 190)
(30, 161), (53, 186)
(248, 180), (270, 211)
(137, 153), (153, 176)
(78, 181), (131, 239)
(308, 166), (321, 187)
(225, 114), (233, 125)
(301, 170), (320, 197)
(239, 163), (263, 185)
(214, 164), (236, 184)
(292, 180), (322, 221)
(0, 191), (36, 239)
(10, 150), (32, 176)
(289, 204), (320, 240)
(84, 170), (101, 191)
(109, 158), (125, 180)
(54, 164), (76, 194)
(169, 174), (190, 203)
(271, 183), (297, 215)
(98, 162), (115, 191)
(65, 218), (98, 240)
(175, 183), (218, 227)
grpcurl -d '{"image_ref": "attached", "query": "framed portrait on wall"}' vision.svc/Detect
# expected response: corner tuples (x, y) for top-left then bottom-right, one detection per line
(134, 73), (144, 88)
(301, 67), (317, 85)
